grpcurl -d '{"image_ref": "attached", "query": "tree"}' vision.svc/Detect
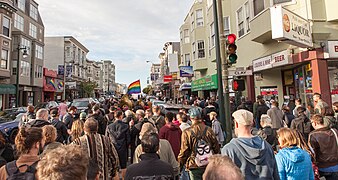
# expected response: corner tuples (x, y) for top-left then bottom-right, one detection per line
(80, 81), (97, 98)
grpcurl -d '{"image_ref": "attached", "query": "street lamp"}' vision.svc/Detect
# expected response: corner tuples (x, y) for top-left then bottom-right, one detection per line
(16, 45), (28, 108)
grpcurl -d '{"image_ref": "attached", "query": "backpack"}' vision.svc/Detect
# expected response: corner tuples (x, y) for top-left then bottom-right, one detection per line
(5, 160), (38, 180)
(294, 117), (311, 136)
(191, 127), (213, 167)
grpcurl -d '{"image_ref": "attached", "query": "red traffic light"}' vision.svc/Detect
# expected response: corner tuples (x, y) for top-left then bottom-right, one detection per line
(226, 34), (237, 44)
(232, 79), (245, 91)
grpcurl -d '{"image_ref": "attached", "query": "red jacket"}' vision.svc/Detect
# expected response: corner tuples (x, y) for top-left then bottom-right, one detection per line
(159, 122), (182, 159)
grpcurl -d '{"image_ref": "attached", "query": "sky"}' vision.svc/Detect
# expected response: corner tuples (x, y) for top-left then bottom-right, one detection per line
(35, 0), (193, 89)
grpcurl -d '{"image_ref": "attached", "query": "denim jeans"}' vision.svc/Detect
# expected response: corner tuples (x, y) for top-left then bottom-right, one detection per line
(319, 171), (338, 180)
(180, 165), (190, 180)
(189, 168), (205, 180)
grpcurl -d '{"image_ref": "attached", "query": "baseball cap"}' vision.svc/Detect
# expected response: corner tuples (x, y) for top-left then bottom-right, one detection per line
(189, 108), (201, 119)
(80, 112), (87, 119)
(232, 109), (253, 126)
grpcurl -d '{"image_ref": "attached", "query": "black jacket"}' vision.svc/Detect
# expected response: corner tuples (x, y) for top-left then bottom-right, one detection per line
(51, 119), (69, 143)
(88, 113), (107, 135)
(26, 119), (51, 128)
(63, 113), (74, 129)
(105, 120), (130, 152)
(256, 104), (269, 120)
(125, 153), (174, 180)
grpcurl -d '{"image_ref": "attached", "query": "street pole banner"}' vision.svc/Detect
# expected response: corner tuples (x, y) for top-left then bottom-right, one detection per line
(58, 65), (64, 75)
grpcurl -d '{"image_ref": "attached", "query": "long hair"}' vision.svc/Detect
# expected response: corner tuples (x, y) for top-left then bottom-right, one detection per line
(294, 130), (315, 160)
(70, 120), (84, 141)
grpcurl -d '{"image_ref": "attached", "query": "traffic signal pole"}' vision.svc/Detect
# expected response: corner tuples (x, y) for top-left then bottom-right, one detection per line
(214, 0), (232, 143)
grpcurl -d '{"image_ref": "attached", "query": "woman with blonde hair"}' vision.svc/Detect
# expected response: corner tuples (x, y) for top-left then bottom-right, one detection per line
(41, 125), (62, 157)
(275, 128), (314, 180)
(67, 119), (84, 144)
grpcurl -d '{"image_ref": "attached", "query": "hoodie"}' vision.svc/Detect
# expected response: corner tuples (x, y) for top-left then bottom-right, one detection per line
(159, 122), (182, 158)
(222, 136), (280, 180)
(275, 147), (314, 180)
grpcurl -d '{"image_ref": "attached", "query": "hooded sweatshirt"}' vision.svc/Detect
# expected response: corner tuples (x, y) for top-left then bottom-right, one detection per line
(275, 147), (314, 180)
(222, 136), (280, 180)
(159, 122), (182, 159)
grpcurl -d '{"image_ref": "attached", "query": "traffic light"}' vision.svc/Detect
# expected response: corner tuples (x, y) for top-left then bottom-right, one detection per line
(226, 34), (238, 65)
(232, 79), (245, 91)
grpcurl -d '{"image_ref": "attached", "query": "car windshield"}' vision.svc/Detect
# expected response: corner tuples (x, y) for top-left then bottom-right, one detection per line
(72, 101), (89, 107)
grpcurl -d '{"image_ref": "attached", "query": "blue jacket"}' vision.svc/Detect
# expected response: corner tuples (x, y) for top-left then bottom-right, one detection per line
(276, 147), (314, 180)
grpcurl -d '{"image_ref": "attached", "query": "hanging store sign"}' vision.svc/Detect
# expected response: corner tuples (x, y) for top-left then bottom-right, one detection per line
(228, 68), (253, 76)
(180, 66), (194, 77)
(270, 5), (313, 48)
(191, 74), (218, 92)
(327, 41), (338, 58)
(164, 75), (172, 82)
(253, 50), (292, 72)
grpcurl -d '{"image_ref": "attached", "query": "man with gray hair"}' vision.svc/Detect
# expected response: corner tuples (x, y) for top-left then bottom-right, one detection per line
(26, 108), (51, 128)
(203, 155), (244, 180)
(222, 109), (279, 179)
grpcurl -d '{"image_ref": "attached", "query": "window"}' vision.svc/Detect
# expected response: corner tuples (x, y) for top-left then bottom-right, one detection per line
(12, 67), (17, 75)
(245, 2), (250, 32)
(207, 0), (213, 8)
(191, 12), (194, 31)
(197, 40), (205, 59)
(196, 9), (204, 27)
(20, 61), (30, 77)
(2, 17), (10, 37)
(183, 29), (189, 44)
(30, 5), (38, 20)
(253, 0), (265, 16)
(66, 47), (71, 57)
(192, 42), (196, 60)
(14, 13), (24, 31)
(185, 54), (190, 66)
(35, 45), (43, 59)
(210, 22), (215, 48)
(18, 0), (25, 12)
(29, 23), (37, 38)
(272, 0), (293, 5)
(0, 49), (8, 69)
(224, 16), (230, 35)
(21, 38), (31, 55)
(237, 3), (250, 38)
(237, 7), (245, 37)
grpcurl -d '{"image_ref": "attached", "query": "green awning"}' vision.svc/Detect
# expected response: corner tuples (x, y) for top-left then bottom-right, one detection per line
(0, 84), (16, 94)
(191, 74), (218, 92)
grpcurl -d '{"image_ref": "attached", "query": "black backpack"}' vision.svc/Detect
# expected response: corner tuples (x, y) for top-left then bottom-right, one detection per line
(5, 160), (38, 180)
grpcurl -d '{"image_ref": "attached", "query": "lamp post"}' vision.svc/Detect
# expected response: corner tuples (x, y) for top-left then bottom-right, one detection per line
(16, 45), (28, 108)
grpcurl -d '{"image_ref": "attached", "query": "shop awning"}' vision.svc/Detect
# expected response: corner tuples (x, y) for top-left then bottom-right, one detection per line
(191, 74), (218, 92)
(0, 84), (16, 94)
(179, 83), (191, 91)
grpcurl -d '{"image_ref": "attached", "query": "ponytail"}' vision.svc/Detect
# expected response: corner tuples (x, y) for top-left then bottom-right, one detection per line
(15, 127), (43, 155)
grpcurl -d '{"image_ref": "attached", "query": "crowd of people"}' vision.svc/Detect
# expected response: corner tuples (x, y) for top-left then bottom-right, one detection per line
(0, 92), (337, 180)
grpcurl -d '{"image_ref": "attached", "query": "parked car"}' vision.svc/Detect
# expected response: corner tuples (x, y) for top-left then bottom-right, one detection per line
(158, 104), (192, 115)
(71, 98), (97, 115)
(0, 113), (24, 143)
(35, 101), (59, 111)
(0, 107), (27, 117)
(152, 100), (166, 106)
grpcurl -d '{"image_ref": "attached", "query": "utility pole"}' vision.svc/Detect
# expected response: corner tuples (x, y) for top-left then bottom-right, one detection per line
(215, 0), (232, 143)
(212, 0), (226, 143)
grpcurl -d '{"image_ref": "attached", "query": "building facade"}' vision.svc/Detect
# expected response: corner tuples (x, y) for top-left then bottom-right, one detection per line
(44, 36), (89, 100)
(9, 0), (45, 107)
(102, 60), (115, 94)
(0, 0), (16, 109)
(180, 0), (338, 107)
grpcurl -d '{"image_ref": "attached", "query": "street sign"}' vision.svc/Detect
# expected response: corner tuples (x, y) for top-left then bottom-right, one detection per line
(228, 69), (252, 76)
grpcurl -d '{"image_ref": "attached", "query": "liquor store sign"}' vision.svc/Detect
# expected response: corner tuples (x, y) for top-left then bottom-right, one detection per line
(271, 5), (313, 48)
(192, 74), (218, 92)
(253, 50), (292, 72)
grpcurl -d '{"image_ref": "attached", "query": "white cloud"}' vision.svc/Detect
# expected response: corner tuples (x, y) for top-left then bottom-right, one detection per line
(35, 0), (193, 87)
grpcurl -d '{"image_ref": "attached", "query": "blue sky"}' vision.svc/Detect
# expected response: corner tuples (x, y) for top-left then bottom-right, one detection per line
(36, 0), (193, 88)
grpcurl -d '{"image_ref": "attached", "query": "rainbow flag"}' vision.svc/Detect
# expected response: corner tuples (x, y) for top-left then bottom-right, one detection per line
(58, 81), (64, 89)
(127, 80), (141, 94)
(49, 79), (56, 89)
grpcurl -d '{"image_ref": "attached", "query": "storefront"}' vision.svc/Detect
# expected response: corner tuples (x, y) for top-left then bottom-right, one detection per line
(0, 84), (16, 110)
(327, 41), (338, 104)
(253, 48), (332, 108)
(191, 74), (218, 99)
(54, 78), (64, 101)
(43, 68), (57, 102)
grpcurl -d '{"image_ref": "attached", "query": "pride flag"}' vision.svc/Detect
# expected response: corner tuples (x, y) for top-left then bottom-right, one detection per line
(58, 81), (64, 89)
(49, 79), (56, 89)
(127, 80), (141, 94)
